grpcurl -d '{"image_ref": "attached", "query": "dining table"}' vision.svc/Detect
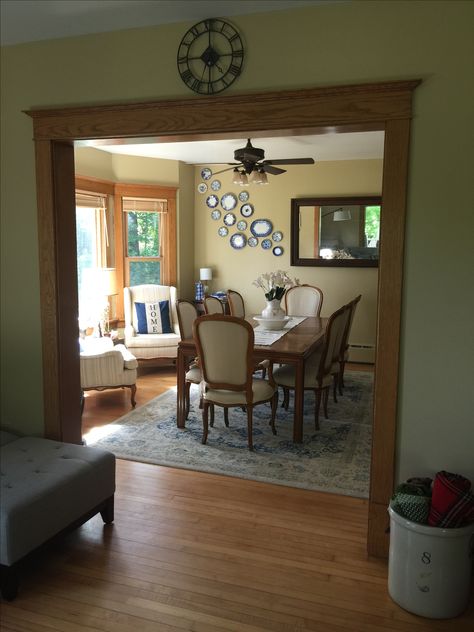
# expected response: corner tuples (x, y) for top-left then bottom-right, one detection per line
(176, 316), (327, 443)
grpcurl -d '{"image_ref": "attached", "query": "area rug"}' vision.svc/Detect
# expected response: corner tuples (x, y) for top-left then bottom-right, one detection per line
(87, 371), (373, 498)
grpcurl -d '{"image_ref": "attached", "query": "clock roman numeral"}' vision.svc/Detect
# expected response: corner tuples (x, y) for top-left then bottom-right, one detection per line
(228, 64), (241, 77)
(181, 69), (193, 84)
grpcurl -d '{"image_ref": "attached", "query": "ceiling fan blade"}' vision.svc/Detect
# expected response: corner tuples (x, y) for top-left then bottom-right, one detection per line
(262, 164), (286, 175)
(263, 157), (315, 166)
(211, 164), (243, 176)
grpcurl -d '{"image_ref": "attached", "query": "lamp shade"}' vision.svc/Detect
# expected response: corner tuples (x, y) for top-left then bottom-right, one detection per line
(200, 267), (212, 281)
(333, 209), (352, 222)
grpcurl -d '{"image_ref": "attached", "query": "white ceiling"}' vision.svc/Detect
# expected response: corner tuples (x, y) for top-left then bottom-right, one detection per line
(87, 132), (385, 164)
(1, 0), (337, 46)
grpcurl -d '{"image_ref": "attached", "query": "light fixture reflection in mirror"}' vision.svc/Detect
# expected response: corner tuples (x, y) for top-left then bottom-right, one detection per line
(291, 196), (382, 267)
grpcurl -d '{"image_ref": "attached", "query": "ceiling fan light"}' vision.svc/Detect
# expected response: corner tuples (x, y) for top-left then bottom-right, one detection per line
(239, 171), (249, 186)
(249, 169), (262, 184)
(258, 169), (268, 185)
(232, 168), (241, 185)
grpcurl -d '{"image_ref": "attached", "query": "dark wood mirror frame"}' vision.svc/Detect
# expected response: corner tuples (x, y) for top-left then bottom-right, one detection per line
(291, 196), (382, 267)
(26, 78), (421, 558)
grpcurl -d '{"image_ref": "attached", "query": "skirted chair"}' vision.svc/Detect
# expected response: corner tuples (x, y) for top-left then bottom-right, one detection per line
(123, 284), (180, 361)
(284, 284), (323, 317)
(176, 300), (202, 420)
(273, 303), (350, 429)
(193, 315), (278, 451)
(80, 337), (138, 410)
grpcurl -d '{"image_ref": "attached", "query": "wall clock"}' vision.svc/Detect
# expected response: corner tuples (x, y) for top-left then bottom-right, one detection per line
(177, 18), (244, 95)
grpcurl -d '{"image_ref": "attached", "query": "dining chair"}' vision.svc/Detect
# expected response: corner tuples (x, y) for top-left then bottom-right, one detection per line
(227, 288), (270, 379)
(284, 284), (323, 317)
(203, 295), (225, 314)
(176, 300), (202, 420)
(273, 304), (349, 430)
(193, 314), (278, 450)
(337, 294), (362, 395)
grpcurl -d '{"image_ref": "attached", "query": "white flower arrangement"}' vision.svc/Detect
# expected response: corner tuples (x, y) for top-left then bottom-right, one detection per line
(252, 270), (299, 301)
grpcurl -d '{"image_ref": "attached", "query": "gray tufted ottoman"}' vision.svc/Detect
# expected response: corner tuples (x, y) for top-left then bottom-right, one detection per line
(0, 430), (115, 600)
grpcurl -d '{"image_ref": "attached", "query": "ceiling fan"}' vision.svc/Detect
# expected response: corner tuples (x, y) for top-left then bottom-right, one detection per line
(209, 139), (315, 183)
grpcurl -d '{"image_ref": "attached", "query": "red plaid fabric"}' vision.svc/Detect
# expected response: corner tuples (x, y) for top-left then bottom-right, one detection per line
(428, 471), (474, 528)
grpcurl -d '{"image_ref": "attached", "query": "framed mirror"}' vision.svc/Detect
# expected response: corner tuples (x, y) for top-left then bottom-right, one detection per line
(290, 196), (382, 267)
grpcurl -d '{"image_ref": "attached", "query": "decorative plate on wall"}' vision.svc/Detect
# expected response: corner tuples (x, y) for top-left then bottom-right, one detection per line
(237, 220), (247, 231)
(273, 246), (284, 256)
(198, 182), (208, 193)
(250, 218), (273, 238)
(240, 203), (254, 218)
(211, 209), (221, 220)
(272, 231), (283, 242)
(261, 239), (272, 250)
(238, 190), (250, 202)
(210, 179), (221, 191)
(201, 168), (212, 180)
(206, 194), (219, 208)
(230, 233), (247, 249)
(248, 236), (259, 247)
(218, 226), (229, 237)
(221, 192), (238, 211)
(223, 212), (236, 226)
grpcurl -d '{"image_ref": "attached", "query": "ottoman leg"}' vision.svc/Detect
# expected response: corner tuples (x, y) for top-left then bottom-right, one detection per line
(0, 564), (19, 601)
(99, 495), (114, 524)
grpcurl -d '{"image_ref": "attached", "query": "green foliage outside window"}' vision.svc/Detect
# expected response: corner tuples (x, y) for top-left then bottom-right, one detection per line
(127, 211), (160, 256)
(364, 206), (381, 247)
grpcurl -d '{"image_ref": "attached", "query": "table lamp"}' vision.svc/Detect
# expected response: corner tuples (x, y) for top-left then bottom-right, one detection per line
(200, 267), (212, 294)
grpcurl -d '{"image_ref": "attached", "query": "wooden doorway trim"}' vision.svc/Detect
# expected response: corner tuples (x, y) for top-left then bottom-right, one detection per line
(27, 79), (420, 557)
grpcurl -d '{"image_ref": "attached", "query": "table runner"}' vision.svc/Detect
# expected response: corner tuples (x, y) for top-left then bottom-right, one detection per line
(253, 316), (306, 346)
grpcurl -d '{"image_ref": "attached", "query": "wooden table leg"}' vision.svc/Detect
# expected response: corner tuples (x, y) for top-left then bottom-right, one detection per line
(177, 345), (186, 428)
(293, 358), (304, 443)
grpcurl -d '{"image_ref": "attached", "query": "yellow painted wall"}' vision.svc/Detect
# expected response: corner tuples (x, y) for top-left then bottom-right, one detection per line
(1, 1), (473, 482)
(194, 160), (382, 352)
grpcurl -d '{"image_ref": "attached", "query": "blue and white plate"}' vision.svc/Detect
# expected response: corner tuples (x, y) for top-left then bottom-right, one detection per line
(261, 239), (272, 250)
(197, 182), (208, 193)
(250, 218), (273, 238)
(240, 203), (254, 218)
(238, 190), (250, 202)
(273, 246), (284, 256)
(218, 226), (229, 237)
(248, 237), (259, 247)
(211, 209), (221, 220)
(206, 194), (219, 208)
(221, 192), (238, 211)
(230, 233), (247, 249)
(223, 212), (236, 226)
(237, 220), (247, 231)
(201, 167), (212, 180)
(272, 231), (283, 242)
(211, 179), (221, 191)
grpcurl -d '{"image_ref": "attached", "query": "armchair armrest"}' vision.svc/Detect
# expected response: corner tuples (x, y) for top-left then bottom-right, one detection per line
(114, 344), (138, 369)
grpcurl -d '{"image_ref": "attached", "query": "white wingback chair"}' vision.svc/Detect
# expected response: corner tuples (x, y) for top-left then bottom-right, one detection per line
(80, 337), (138, 409)
(124, 284), (180, 361)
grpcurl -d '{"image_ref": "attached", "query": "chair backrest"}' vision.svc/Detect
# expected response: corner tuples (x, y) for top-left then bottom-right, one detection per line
(317, 304), (351, 379)
(227, 289), (246, 318)
(341, 294), (362, 357)
(176, 300), (198, 340)
(193, 315), (254, 394)
(203, 295), (225, 315)
(124, 284), (178, 333)
(285, 284), (323, 317)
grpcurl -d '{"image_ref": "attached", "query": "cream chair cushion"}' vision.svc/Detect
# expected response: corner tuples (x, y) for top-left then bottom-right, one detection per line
(80, 339), (138, 388)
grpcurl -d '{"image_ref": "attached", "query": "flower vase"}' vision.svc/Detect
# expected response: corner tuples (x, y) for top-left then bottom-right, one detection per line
(261, 299), (285, 320)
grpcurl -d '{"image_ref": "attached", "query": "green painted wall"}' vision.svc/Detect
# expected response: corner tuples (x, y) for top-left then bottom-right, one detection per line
(1, 1), (473, 481)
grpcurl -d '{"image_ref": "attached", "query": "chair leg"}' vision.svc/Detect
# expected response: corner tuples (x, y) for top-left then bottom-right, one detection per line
(202, 402), (209, 444)
(282, 387), (290, 410)
(210, 403), (215, 427)
(270, 392), (278, 435)
(246, 406), (254, 451)
(314, 389), (322, 430)
(130, 384), (137, 407)
(185, 381), (191, 419)
(224, 407), (229, 427)
(333, 374), (338, 403)
(323, 387), (329, 418)
(339, 361), (345, 395)
(100, 495), (115, 524)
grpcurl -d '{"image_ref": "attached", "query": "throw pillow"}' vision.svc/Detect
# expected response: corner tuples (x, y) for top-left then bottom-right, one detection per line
(135, 300), (172, 334)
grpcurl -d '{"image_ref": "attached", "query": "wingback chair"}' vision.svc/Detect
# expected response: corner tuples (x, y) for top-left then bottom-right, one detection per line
(124, 284), (180, 361)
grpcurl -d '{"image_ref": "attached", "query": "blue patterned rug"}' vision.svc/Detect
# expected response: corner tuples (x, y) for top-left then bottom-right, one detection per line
(87, 371), (373, 498)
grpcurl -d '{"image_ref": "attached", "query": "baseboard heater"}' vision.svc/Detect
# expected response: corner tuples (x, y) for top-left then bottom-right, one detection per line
(348, 343), (375, 364)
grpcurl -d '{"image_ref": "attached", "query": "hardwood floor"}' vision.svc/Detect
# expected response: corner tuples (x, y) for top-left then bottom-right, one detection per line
(2, 461), (473, 631)
(2, 363), (473, 629)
